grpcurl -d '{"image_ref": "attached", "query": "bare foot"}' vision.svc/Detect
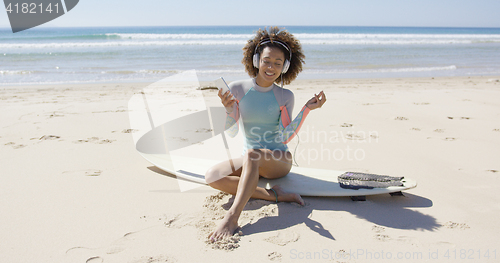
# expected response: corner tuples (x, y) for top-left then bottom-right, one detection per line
(271, 185), (305, 206)
(208, 212), (239, 241)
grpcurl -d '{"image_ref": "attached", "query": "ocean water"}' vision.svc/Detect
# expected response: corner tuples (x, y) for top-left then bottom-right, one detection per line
(1, 26), (500, 85)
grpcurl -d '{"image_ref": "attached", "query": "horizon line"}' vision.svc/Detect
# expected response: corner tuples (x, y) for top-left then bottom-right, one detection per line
(1, 25), (500, 30)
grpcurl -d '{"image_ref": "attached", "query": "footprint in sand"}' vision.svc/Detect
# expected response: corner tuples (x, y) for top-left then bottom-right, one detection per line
(434, 129), (444, 133)
(62, 169), (102, 176)
(48, 112), (65, 118)
(129, 255), (177, 263)
(444, 221), (470, 230)
(371, 225), (385, 233)
(444, 137), (456, 141)
(65, 247), (105, 263)
(264, 231), (300, 246)
(374, 234), (391, 241)
(433, 241), (456, 248)
(256, 205), (278, 218)
(268, 252), (282, 261)
(340, 123), (353, 128)
(163, 214), (198, 229)
(336, 249), (351, 259)
(38, 135), (61, 140)
(170, 137), (188, 143)
(195, 128), (213, 133)
(121, 129), (138, 133)
(345, 133), (364, 141)
(67, 229), (178, 262)
(395, 116), (408, 121)
(85, 256), (103, 263)
(397, 236), (421, 246)
(5, 142), (27, 149)
(74, 137), (115, 144)
(104, 237), (129, 254)
(84, 170), (102, 176)
(448, 117), (471, 120)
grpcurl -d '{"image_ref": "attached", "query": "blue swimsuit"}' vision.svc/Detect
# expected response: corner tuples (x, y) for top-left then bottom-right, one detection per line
(224, 79), (310, 152)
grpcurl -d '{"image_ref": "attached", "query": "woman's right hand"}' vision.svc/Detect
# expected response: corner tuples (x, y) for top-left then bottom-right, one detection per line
(218, 89), (236, 112)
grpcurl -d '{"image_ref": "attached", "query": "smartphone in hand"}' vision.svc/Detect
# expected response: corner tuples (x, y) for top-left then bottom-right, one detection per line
(214, 77), (230, 95)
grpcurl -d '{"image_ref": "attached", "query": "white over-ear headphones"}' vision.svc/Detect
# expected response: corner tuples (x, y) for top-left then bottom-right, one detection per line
(253, 39), (292, 74)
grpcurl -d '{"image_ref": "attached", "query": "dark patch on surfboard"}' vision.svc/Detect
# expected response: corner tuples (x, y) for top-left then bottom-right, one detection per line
(338, 172), (404, 190)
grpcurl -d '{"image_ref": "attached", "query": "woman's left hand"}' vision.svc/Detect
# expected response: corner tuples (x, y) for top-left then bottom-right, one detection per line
(306, 91), (327, 110)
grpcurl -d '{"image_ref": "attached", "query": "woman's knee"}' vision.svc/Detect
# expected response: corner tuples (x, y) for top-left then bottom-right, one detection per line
(205, 167), (223, 185)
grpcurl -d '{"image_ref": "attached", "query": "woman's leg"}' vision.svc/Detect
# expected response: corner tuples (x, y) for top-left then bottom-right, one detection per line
(205, 156), (280, 202)
(207, 149), (304, 241)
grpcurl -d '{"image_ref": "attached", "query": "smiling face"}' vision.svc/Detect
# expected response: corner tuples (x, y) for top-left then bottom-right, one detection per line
(255, 46), (285, 87)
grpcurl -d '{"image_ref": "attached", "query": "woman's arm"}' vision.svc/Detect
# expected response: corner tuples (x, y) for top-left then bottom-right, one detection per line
(218, 88), (240, 137)
(279, 91), (326, 143)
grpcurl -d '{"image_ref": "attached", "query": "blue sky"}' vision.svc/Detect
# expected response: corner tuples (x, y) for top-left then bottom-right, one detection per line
(1, 0), (500, 28)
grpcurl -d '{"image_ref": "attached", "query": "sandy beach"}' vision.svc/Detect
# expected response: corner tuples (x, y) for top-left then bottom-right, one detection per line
(1, 76), (499, 263)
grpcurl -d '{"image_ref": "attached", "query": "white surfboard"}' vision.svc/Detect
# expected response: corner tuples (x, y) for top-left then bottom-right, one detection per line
(129, 72), (417, 197)
(134, 115), (417, 197)
(138, 151), (417, 197)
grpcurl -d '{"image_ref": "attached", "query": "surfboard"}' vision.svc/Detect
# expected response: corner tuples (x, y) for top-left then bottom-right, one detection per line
(128, 72), (417, 198)
(133, 114), (417, 197)
(138, 151), (417, 197)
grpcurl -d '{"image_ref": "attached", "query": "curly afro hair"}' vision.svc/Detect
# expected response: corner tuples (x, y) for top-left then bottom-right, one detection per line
(242, 26), (305, 85)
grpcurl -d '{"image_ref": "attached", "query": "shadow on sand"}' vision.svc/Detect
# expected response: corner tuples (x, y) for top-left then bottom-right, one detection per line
(147, 166), (437, 241)
(240, 193), (436, 241)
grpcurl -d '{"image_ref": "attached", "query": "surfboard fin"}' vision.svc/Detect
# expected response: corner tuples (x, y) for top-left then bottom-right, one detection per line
(350, 196), (366, 201)
(389, 191), (405, 197)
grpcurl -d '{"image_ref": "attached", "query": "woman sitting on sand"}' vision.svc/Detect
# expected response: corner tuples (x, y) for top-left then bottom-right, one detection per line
(205, 27), (326, 241)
